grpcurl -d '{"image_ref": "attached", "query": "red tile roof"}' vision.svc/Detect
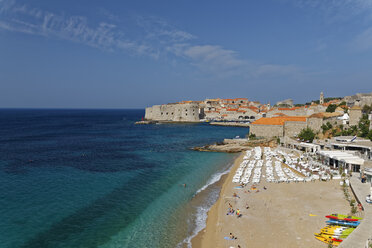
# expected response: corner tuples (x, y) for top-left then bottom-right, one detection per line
(251, 116), (307, 126)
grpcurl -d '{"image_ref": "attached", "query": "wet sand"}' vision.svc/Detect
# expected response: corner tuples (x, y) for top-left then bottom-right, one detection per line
(192, 151), (350, 248)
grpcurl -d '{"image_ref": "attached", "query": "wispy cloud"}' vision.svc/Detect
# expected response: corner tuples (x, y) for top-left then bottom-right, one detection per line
(0, 0), (158, 56)
(167, 43), (300, 78)
(136, 16), (196, 43)
(0, 0), (301, 79)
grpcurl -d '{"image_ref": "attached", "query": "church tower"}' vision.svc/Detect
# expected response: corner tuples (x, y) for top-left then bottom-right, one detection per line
(320, 91), (324, 104)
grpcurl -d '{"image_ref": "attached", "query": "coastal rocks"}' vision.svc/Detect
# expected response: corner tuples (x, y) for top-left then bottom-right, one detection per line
(209, 122), (250, 127)
(192, 138), (277, 153)
(134, 120), (157, 125)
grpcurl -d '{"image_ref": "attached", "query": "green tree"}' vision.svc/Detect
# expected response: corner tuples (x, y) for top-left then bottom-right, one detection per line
(298, 128), (316, 142)
(326, 122), (333, 129)
(358, 114), (370, 138)
(326, 104), (337, 112)
(338, 101), (347, 106)
(362, 104), (372, 114)
(368, 130), (372, 141)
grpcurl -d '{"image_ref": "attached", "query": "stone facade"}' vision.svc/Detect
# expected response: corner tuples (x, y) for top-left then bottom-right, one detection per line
(250, 124), (284, 137)
(349, 106), (363, 126)
(145, 102), (200, 122)
(265, 105), (326, 118)
(276, 99), (294, 107)
(284, 121), (307, 137)
(344, 92), (372, 107)
(307, 117), (323, 133)
(320, 91), (324, 104)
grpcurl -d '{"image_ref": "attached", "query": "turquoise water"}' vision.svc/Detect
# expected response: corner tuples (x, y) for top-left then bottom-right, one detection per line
(0, 109), (247, 248)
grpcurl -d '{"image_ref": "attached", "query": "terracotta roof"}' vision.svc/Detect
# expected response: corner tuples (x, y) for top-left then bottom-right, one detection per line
(226, 108), (239, 111)
(274, 113), (288, 116)
(251, 116), (307, 126)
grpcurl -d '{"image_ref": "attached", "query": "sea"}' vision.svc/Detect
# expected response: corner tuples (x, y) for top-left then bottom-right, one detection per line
(0, 109), (248, 248)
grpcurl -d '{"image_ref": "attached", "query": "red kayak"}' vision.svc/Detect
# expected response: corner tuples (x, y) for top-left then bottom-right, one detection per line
(326, 215), (359, 222)
(332, 238), (343, 242)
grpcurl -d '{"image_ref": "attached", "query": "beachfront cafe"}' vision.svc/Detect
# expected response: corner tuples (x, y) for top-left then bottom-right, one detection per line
(317, 150), (365, 173)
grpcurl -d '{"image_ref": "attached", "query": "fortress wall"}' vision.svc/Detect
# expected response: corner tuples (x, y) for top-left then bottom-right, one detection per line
(250, 124), (284, 137)
(145, 103), (200, 122)
(307, 117), (323, 133)
(284, 121), (307, 137)
(349, 109), (363, 126)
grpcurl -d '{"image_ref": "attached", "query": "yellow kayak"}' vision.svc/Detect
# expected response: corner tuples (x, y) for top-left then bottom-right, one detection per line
(314, 234), (342, 246)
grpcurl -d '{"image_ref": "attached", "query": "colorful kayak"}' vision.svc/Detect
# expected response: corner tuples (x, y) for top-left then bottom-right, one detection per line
(315, 234), (342, 246)
(326, 214), (362, 222)
(326, 219), (360, 227)
(315, 232), (345, 240)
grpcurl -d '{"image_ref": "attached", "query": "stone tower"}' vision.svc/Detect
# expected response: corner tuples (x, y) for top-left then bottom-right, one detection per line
(320, 91), (324, 105)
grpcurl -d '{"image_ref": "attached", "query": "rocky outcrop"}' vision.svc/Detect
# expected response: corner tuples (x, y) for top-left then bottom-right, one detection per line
(192, 138), (277, 153)
(209, 122), (250, 127)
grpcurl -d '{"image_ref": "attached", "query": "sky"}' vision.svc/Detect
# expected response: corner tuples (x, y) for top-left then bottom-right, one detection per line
(1, 0), (372, 108)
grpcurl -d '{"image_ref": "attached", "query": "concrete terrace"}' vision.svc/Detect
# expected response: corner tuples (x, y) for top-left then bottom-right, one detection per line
(339, 173), (372, 248)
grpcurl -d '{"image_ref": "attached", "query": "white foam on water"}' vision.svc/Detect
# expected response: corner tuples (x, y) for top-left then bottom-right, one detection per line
(194, 165), (231, 195)
(178, 162), (234, 248)
(180, 204), (210, 248)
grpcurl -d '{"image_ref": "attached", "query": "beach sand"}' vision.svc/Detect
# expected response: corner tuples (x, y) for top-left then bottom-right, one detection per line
(192, 151), (350, 248)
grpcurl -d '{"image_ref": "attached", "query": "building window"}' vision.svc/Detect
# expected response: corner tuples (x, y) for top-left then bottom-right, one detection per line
(186, 113), (188, 116)
(166, 112), (168, 115)
(161, 112), (163, 115)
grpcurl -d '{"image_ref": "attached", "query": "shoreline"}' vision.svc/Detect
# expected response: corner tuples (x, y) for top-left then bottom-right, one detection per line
(191, 152), (245, 247)
(192, 147), (351, 248)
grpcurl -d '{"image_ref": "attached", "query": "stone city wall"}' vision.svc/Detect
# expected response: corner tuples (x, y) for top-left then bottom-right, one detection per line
(349, 109), (362, 126)
(284, 121), (307, 137)
(250, 124), (284, 137)
(145, 103), (200, 122)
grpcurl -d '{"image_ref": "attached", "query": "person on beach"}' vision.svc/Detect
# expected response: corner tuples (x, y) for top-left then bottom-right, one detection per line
(245, 203), (249, 209)
(229, 233), (237, 239)
(233, 192), (240, 198)
(263, 186), (267, 190)
(236, 209), (242, 217)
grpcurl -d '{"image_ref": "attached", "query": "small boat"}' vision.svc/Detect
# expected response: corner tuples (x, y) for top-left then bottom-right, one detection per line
(326, 214), (362, 222)
(326, 219), (360, 227)
(314, 234), (342, 246)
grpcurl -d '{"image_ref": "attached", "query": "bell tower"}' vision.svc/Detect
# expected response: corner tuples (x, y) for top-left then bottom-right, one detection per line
(320, 91), (324, 104)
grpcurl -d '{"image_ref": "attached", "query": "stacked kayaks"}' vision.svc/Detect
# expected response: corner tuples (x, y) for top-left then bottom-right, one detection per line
(314, 214), (362, 246)
(326, 214), (362, 222)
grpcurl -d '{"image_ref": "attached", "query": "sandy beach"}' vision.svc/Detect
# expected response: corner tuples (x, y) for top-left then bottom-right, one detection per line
(192, 149), (351, 248)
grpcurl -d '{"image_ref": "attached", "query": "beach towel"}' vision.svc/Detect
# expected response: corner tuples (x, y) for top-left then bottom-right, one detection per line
(224, 237), (234, 240)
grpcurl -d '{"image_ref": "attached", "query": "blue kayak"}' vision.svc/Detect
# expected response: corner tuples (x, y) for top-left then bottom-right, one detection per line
(326, 219), (360, 227)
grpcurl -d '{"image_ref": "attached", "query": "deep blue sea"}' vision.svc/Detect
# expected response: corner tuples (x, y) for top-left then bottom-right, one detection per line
(0, 109), (248, 248)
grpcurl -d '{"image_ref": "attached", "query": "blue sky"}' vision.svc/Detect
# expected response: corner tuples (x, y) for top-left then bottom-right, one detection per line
(1, 0), (372, 108)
